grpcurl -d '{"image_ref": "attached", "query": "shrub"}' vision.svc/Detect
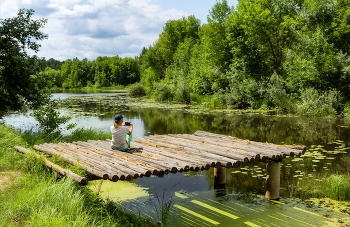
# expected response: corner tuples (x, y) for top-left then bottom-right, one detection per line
(31, 98), (76, 139)
(226, 68), (260, 108)
(267, 72), (287, 107)
(152, 82), (173, 102)
(128, 82), (146, 97)
(173, 81), (190, 104)
(296, 88), (339, 116)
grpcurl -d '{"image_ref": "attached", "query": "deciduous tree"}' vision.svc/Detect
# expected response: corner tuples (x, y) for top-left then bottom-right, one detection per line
(0, 9), (48, 114)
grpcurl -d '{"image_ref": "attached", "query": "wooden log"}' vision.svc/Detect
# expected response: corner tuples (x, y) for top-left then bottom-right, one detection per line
(80, 141), (171, 176)
(57, 143), (143, 180)
(52, 143), (134, 181)
(128, 140), (213, 171)
(74, 141), (154, 177)
(191, 132), (286, 159)
(72, 142), (150, 178)
(43, 144), (123, 181)
(145, 135), (253, 163)
(85, 140), (172, 175)
(164, 134), (260, 156)
(265, 161), (280, 200)
(35, 144), (120, 181)
(133, 137), (239, 168)
(156, 134), (265, 161)
(194, 131), (305, 156)
(33, 144), (109, 180)
(167, 134), (280, 161)
(14, 146), (88, 186)
(78, 141), (167, 175)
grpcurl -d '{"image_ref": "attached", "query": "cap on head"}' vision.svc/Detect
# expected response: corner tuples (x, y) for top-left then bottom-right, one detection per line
(114, 114), (124, 121)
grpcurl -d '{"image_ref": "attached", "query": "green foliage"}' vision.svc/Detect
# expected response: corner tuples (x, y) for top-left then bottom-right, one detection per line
(37, 67), (63, 88)
(0, 124), (152, 227)
(0, 124), (28, 171)
(135, 0), (350, 115)
(57, 56), (140, 89)
(151, 188), (175, 226)
(226, 68), (260, 108)
(297, 174), (350, 201)
(140, 16), (201, 81)
(0, 175), (153, 227)
(296, 88), (339, 116)
(151, 82), (174, 102)
(173, 80), (191, 104)
(0, 9), (49, 114)
(128, 82), (146, 97)
(31, 98), (76, 138)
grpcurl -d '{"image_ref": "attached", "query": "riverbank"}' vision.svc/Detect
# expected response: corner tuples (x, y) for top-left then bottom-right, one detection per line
(50, 85), (127, 94)
(0, 124), (153, 227)
(52, 87), (350, 117)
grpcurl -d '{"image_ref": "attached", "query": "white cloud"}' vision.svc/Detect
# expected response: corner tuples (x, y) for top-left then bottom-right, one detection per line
(0, 0), (194, 61)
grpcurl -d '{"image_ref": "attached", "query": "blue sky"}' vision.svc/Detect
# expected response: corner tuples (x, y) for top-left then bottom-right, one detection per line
(0, 0), (238, 61)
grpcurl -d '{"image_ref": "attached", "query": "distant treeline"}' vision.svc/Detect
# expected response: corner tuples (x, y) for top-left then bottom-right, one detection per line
(41, 0), (350, 115)
(39, 56), (140, 89)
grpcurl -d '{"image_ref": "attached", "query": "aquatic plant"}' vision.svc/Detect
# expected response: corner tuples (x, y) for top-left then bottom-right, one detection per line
(296, 174), (350, 201)
(150, 186), (177, 226)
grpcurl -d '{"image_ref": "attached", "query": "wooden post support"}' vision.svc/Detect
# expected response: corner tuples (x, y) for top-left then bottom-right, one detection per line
(265, 161), (280, 200)
(214, 166), (226, 185)
(214, 166), (226, 197)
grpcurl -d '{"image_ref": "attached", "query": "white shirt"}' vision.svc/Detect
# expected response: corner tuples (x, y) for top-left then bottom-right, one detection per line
(110, 125), (130, 150)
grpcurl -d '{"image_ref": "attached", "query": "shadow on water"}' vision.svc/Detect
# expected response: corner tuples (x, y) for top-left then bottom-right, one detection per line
(4, 93), (350, 225)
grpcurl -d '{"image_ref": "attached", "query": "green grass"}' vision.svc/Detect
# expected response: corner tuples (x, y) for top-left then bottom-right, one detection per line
(51, 85), (127, 93)
(296, 173), (350, 201)
(17, 127), (111, 146)
(0, 124), (154, 227)
(190, 93), (225, 109)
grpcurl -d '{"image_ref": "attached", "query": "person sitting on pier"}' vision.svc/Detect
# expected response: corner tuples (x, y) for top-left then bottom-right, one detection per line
(110, 114), (133, 152)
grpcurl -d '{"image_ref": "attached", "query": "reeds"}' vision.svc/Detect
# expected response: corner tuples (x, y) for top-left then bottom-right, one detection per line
(17, 126), (111, 146)
(296, 174), (350, 201)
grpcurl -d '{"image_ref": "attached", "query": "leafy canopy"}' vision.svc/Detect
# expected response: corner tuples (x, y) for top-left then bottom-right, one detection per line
(0, 9), (48, 115)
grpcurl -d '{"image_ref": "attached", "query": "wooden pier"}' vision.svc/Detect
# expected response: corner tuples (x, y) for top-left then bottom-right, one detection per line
(32, 131), (305, 183)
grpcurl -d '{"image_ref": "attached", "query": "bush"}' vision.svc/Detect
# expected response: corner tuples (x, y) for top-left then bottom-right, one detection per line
(31, 98), (76, 140)
(128, 82), (146, 97)
(226, 68), (260, 108)
(152, 82), (173, 102)
(173, 81), (190, 103)
(296, 88), (339, 116)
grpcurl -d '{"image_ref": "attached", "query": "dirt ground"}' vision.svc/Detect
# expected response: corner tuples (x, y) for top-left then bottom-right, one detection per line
(0, 171), (20, 191)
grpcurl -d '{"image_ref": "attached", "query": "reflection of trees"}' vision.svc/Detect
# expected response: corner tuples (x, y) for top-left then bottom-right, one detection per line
(59, 95), (350, 149)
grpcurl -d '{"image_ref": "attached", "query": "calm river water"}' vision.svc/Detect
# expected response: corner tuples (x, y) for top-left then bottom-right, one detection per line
(3, 92), (350, 226)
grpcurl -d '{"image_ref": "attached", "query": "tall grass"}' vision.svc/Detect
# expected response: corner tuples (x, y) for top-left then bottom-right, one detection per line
(297, 174), (350, 201)
(17, 127), (111, 146)
(0, 124), (153, 227)
(0, 175), (152, 227)
(150, 188), (176, 226)
(190, 93), (224, 109)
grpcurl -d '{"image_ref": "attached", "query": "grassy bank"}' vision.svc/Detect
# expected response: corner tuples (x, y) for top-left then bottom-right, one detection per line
(51, 85), (127, 93)
(51, 85), (350, 117)
(0, 124), (153, 227)
(126, 83), (350, 117)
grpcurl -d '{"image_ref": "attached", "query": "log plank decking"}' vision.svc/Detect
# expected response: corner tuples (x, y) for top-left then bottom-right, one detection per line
(33, 131), (306, 182)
